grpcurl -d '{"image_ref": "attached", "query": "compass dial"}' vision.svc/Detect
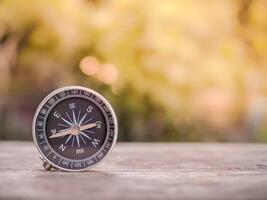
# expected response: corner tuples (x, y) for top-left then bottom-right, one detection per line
(32, 86), (118, 171)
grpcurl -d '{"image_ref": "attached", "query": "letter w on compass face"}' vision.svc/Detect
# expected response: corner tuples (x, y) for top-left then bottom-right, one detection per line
(53, 109), (94, 148)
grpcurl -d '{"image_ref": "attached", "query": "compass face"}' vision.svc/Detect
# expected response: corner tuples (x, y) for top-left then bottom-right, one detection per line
(32, 86), (117, 171)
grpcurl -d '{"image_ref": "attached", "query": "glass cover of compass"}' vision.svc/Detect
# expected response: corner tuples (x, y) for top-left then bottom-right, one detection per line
(32, 86), (118, 171)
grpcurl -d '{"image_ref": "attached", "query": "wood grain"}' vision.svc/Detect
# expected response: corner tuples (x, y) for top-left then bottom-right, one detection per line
(0, 142), (267, 200)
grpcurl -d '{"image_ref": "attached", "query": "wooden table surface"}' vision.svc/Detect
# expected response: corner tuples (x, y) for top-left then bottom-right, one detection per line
(0, 142), (267, 200)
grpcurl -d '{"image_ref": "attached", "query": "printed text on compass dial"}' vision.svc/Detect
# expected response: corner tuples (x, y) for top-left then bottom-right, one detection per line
(45, 97), (107, 160)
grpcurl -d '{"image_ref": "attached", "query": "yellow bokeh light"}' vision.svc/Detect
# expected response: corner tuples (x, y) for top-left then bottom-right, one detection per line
(79, 56), (100, 76)
(97, 64), (118, 85)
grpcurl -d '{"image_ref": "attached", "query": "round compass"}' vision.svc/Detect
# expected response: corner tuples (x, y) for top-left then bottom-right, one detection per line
(32, 86), (118, 171)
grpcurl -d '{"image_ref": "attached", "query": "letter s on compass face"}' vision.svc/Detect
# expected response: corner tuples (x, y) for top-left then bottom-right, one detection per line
(32, 86), (118, 171)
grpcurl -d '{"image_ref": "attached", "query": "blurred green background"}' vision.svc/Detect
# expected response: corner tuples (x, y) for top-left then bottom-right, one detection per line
(0, 0), (267, 142)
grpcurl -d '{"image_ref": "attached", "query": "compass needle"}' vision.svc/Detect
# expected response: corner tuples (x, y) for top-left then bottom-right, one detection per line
(80, 122), (97, 131)
(49, 128), (71, 138)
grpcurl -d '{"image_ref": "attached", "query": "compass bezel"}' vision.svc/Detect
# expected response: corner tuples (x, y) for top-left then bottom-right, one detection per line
(32, 86), (118, 171)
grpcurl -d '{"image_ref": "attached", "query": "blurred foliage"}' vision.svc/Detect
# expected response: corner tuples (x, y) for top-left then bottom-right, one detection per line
(0, 0), (267, 142)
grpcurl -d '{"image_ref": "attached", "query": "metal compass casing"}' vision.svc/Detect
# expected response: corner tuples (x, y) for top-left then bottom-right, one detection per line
(32, 86), (118, 171)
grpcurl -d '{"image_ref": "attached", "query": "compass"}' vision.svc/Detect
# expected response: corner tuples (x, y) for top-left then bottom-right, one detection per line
(32, 86), (118, 171)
